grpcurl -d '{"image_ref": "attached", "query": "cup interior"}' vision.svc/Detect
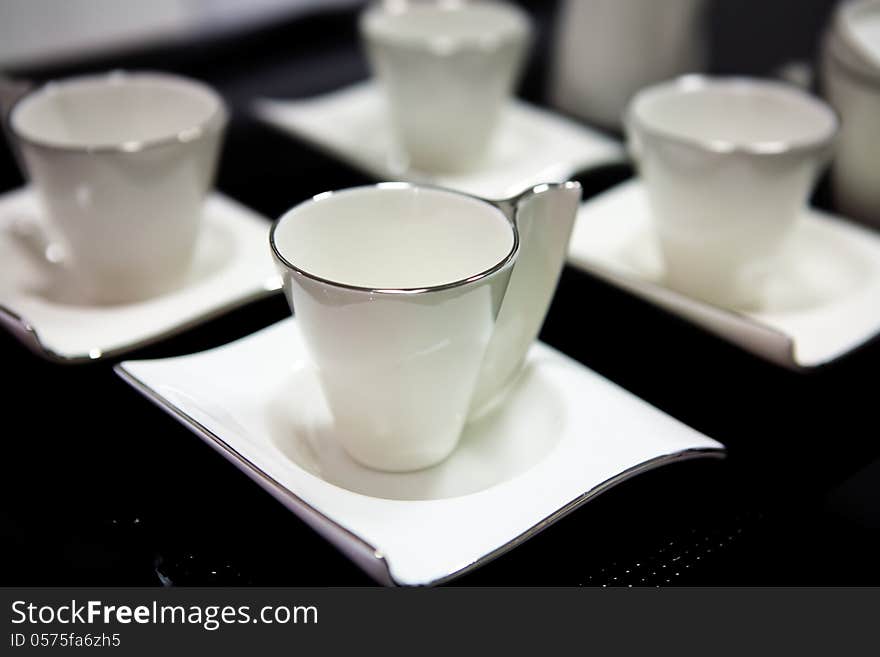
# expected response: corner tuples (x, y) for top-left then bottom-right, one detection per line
(10, 72), (224, 150)
(630, 77), (838, 152)
(272, 185), (515, 291)
(361, 0), (530, 51)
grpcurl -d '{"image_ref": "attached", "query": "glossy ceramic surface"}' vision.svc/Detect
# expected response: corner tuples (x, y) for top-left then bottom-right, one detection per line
(9, 71), (227, 303)
(270, 182), (581, 471)
(253, 82), (623, 198)
(0, 185), (280, 362)
(550, 0), (708, 129)
(832, 0), (880, 74)
(116, 318), (725, 586)
(360, 0), (531, 173)
(626, 76), (838, 308)
(568, 180), (880, 368)
(822, 2), (880, 226)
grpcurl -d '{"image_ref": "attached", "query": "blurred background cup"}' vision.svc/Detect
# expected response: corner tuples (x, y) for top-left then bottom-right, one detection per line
(360, 0), (532, 173)
(626, 76), (838, 308)
(8, 71), (226, 304)
(550, 0), (708, 131)
(821, 0), (880, 227)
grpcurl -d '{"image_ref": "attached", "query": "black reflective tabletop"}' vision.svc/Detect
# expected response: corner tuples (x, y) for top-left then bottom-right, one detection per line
(2, 0), (879, 586)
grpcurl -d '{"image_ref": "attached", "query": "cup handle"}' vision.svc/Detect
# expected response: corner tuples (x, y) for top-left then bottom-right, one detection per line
(468, 180), (582, 418)
(0, 76), (70, 265)
(7, 212), (65, 265)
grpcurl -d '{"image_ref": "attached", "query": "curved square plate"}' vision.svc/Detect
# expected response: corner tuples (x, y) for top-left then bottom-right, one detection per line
(568, 180), (880, 368)
(0, 186), (281, 362)
(253, 82), (624, 199)
(116, 318), (724, 586)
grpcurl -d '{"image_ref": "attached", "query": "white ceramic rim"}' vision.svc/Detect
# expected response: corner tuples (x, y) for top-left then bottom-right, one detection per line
(270, 182), (520, 295)
(627, 75), (840, 156)
(8, 70), (228, 154)
(359, 0), (532, 54)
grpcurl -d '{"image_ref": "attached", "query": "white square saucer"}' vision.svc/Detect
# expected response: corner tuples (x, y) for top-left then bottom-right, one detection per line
(0, 186), (281, 362)
(568, 180), (880, 369)
(116, 318), (724, 586)
(252, 82), (624, 199)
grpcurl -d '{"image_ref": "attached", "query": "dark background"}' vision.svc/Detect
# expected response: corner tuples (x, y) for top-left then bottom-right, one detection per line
(3, 0), (879, 586)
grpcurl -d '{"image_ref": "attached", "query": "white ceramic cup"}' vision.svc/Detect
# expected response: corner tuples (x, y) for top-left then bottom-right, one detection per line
(830, 0), (880, 73)
(360, 0), (532, 173)
(626, 76), (838, 308)
(8, 71), (227, 304)
(821, 1), (880, 227)
(271, 184), (517, 472)
(550, 0), (708, 130)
